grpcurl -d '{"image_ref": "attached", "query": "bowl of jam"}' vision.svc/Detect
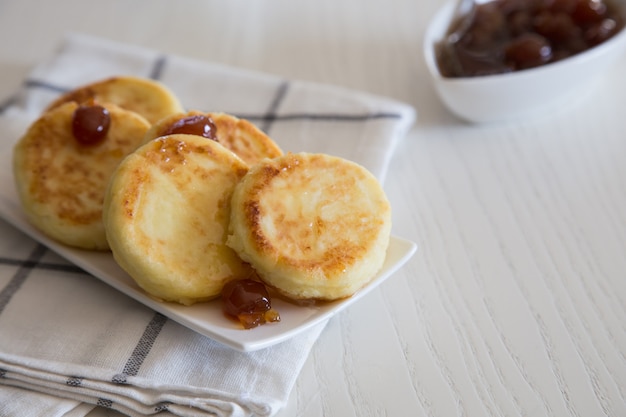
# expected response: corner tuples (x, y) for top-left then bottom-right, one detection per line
(424, 0), (626, 123)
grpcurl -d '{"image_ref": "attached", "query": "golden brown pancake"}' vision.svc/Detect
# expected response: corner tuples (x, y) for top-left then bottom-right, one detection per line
(46, 76), (184, 124)
(227, 152), (392, 301)
(143, 111), (283, 165)
(103, 134), (254, 305)
(13, 101), (151, 250)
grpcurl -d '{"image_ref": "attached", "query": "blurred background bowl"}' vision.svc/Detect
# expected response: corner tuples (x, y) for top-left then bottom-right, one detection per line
(423, 0), (626, 123)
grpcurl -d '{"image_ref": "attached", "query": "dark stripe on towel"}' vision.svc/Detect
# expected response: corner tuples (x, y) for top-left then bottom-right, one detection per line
(24, 79), (70, 94)
(149, 55), (167, 80)
(97, 398), (113, 408)
(66, 376), (84, 387)
(0, 244), (47, 315)
(112, 312), (167, 384)
(155, 402), (171, 412)
(239, 111), (405, 123)
(260, 81), (289, 134)
(0, 94), (19, 115)
(19, 78), (405, 123)
(0, 257), (84, 274)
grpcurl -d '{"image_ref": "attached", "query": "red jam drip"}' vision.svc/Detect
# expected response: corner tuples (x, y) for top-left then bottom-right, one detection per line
(162, 115), (218, 141)
(71, 103), (111, 145)
(221, 279), (280, 329)
(437, 0), (625, 77)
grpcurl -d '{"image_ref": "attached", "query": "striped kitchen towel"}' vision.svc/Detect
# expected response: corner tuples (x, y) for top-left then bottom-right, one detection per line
(0, 33), (415, 417)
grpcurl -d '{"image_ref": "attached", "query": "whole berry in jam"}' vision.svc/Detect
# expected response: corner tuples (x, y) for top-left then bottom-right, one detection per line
(71, 103), (111, 145)
(162, 115), (218, 141)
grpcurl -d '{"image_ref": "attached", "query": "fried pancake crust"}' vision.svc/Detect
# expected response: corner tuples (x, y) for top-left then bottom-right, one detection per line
(144, 111), (283, 165)
(46, 76), (184, 124)
(12, 101), (151, 250)
(227, 152), (392, 301)
(103, 134), (253, 305)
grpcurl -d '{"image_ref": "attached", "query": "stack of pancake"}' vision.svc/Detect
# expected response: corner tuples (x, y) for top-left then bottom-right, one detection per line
(13, 76), (391, 308)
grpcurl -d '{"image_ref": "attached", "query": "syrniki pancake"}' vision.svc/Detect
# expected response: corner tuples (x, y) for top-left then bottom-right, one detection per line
(227, 152), (392, 301)
(46, 76), (184, 124)
(12, 101), (151, 250)
(143, 111), (283, 165)
(103, 134), (253, 305)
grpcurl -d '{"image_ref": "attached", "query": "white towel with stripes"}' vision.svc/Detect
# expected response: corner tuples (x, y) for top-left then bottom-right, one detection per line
(0, 33), (415, 417)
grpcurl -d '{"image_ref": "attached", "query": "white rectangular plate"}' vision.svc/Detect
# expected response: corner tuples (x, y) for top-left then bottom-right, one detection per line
(0, 124), (416, 351)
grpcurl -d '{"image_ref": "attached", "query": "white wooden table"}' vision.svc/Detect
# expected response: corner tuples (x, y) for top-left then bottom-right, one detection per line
(1, 0), (625, 416)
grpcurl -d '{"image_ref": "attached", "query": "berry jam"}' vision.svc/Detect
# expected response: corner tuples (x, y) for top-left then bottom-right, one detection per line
(162, 115), (218, 141)
(437, 0), (625, 77)
(221, 279), (280, 329)
(71, 103), (111, 145)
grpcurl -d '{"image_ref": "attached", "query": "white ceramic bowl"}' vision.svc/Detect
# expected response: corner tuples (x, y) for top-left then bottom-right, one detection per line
(423, 0), (626, 123)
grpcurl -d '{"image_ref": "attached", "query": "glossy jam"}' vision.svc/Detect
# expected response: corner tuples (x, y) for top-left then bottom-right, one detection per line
(221, 279), (280, 329)
(437, 0), (625, 77)
(71, 103), (111, 145)
(162, 115), (218, 141)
